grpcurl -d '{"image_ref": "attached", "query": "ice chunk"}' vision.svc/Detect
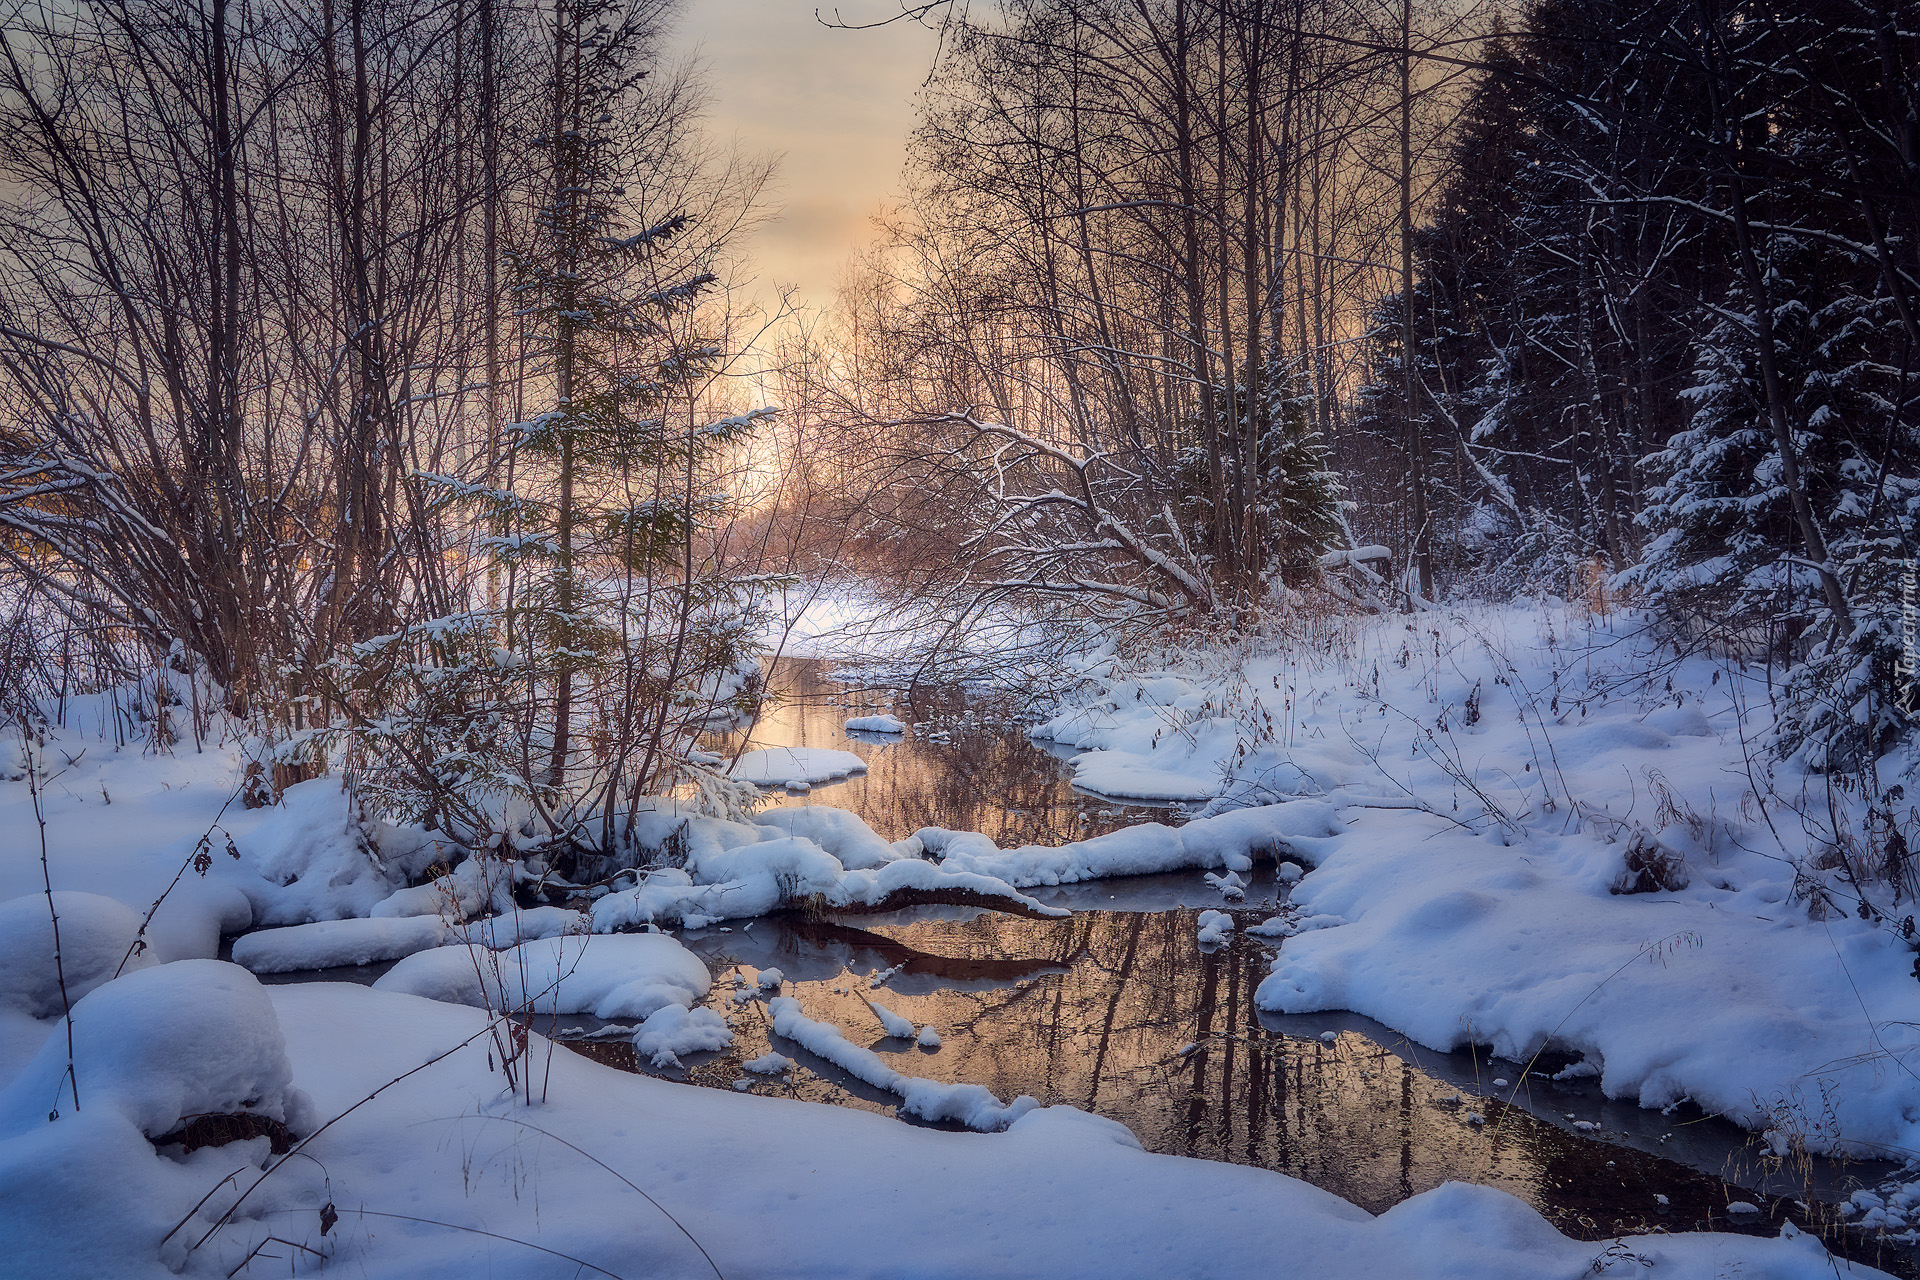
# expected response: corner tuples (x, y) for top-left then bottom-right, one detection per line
(843, 713), (906, 734)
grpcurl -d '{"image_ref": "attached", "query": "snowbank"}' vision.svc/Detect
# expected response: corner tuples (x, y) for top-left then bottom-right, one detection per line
(727, 746), (868, 787)
(843, 712), (906, 734)
(373, 931), (711, 1019)
(1038, 602), (1920, 1157)
(231, 915), (447, 973)
(919, 799), (1340, 888)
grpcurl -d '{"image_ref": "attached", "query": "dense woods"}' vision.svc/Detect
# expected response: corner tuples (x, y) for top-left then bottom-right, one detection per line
(0, 0), (1914, 852)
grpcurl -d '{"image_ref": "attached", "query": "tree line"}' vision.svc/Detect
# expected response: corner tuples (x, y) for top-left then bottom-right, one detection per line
(798, 0), (1915, 783)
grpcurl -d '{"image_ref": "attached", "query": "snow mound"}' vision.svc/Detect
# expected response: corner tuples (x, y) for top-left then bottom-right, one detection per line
(0, 959), (308, 1141)
(1196, 910), (1235, 947)
(843, 713), (906, 734)
(744, 1051), (794, 1074)
(752, 806), (901, 870)
(868, 1000), (915, 1038)
(925, 800), (1339, 889)
(767, 994), (1038, 1131)
(450, 906), (586, 948)
(231, 915), (446, 973)
(374, 932), (710, 1019)
(633, 1004), (732, 1067)
(0, 892), (157, 1018)
(727, 747), (868, 788)
(370, 857), (512, 922)
(233, 779), (410, 924)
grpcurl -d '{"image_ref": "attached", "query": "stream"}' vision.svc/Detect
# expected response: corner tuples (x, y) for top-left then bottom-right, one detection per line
(265, 656), (1913, 1272)
(660, 658), (1906, 1272)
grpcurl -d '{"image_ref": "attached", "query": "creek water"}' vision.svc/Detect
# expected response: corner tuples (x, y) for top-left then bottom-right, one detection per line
(586, 657), (1907, 1272)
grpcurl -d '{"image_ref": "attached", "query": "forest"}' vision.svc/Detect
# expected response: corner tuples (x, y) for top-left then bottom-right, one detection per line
(0, 0), (1917, 1274)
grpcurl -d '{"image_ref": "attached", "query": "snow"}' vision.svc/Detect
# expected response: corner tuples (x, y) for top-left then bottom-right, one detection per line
(1033, 601), (1920, 1158)
(744, 1051), (795, 1074)
(587, 831), (1066, 930)
(369, 857), (511, 922)
(0, 976), (1867, 1279)
(843, 712), (906, 733)
(868, 999), (916, 1038)
(767, 994), (1041, 1131)
(373, 931), (711, 1018)
(919, 800), (1340, 888)
(0, 959), (310, 1141)
(2, 598), (1914, 1275)
(917, 1024), (942, 1048)
(751, 804), (901, 869)
(633, 1004), (733, 1067)
(1196, 909), (1235, 947)
(0, 891), (158, 1018)
(231, 915), (447, 973)
(726, 746), (868, 787)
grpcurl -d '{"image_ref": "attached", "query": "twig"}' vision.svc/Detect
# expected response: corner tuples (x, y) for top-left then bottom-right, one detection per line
(449, 1113), (726, 1280)
(24, 731), (78, 1115)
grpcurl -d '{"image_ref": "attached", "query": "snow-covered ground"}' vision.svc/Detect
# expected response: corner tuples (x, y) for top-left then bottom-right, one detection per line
(0, 598), (1912, 1276)
(1030, 601), (1920, 1161)
(0, 957), (1870, 1279)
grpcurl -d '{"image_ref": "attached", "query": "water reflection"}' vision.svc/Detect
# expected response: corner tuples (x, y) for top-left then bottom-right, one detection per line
(702, 657), (1186, 846)
(657, 902), (1909, 1274)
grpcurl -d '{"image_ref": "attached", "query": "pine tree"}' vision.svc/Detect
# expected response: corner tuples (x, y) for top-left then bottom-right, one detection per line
(1628, 236), (1918, 773)
(333, 0), (774, 862)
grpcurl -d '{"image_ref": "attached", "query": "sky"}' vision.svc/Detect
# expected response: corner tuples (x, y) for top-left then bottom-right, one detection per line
(672, 0), (946, 321)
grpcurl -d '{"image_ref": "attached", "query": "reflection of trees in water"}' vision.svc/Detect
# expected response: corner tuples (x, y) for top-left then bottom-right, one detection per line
(877, 911), (1552, 1216)
(704, 657), (1165, 846)
(688, 907), (1843, 1249)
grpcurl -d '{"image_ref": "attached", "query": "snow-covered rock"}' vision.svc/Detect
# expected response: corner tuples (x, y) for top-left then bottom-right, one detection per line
(633, 1004), (732, 1067)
